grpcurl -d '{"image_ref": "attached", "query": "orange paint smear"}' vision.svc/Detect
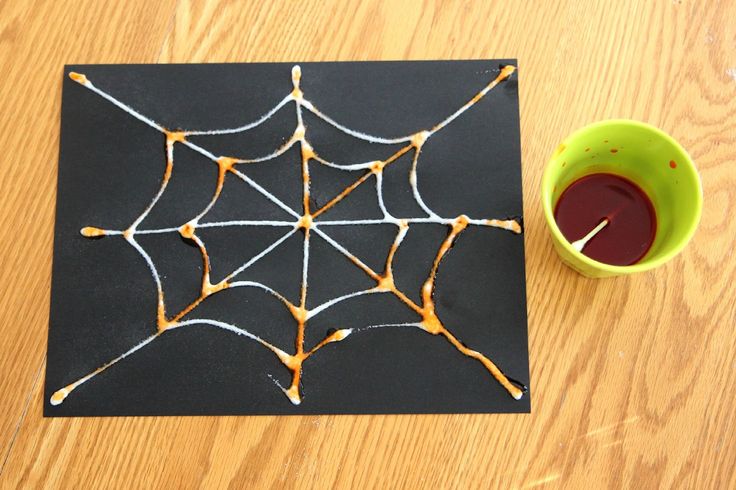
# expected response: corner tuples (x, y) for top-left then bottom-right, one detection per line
(301, 142), (312, 216)
(218, 157), (237, 173)
(166, 131), (187, 143)
(306, 328), (353, 358)
(312, 171), (373, 219)
(164, 162), (173, 181)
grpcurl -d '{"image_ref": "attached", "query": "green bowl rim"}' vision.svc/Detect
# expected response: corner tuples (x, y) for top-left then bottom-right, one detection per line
(541, 119), (703, 274)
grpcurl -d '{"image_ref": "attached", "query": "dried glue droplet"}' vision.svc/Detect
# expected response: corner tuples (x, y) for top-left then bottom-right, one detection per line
(50, 388), (69, 406)
(179, 222), (196, 239)
(80, 226), (105, 237)
(69, 72), (88, 84)
(499, 65), (516, 79)
(285, 386), (301, 405)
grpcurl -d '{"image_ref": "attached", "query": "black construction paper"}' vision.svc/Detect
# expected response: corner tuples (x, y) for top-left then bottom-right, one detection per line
(45, 60), (530, 416)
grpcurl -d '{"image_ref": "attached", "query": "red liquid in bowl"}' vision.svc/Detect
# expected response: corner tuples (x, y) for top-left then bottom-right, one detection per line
(554, 173), (656, 266)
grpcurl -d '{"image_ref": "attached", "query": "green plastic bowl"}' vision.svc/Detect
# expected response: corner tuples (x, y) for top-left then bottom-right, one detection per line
(541, 119), (702, 278)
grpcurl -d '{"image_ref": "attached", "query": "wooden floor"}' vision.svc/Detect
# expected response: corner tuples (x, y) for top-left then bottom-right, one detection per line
(1, 1), (735, 488)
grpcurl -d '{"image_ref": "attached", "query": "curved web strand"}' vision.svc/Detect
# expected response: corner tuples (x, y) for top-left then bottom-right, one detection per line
(52, 65), (523, 408)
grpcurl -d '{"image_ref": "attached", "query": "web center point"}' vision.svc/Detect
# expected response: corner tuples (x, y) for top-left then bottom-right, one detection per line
(297, 214), (313, 230)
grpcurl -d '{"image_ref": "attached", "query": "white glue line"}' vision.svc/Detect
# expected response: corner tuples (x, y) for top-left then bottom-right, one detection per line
(306, 289), (381, 319)
(226, 228), (298, 280)
(229, 168), (302, 219)
(185, 95), (293, 135)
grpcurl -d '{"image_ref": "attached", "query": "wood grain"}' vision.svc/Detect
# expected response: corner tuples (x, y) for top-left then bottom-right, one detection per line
(1, 0), (735, 488)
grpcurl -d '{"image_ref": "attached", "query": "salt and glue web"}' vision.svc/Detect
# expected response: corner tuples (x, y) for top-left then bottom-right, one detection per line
(52, 65), (524, 407)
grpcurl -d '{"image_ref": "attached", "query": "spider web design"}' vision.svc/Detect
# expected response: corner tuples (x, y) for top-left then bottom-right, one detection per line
(51, 64), (525, 407)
